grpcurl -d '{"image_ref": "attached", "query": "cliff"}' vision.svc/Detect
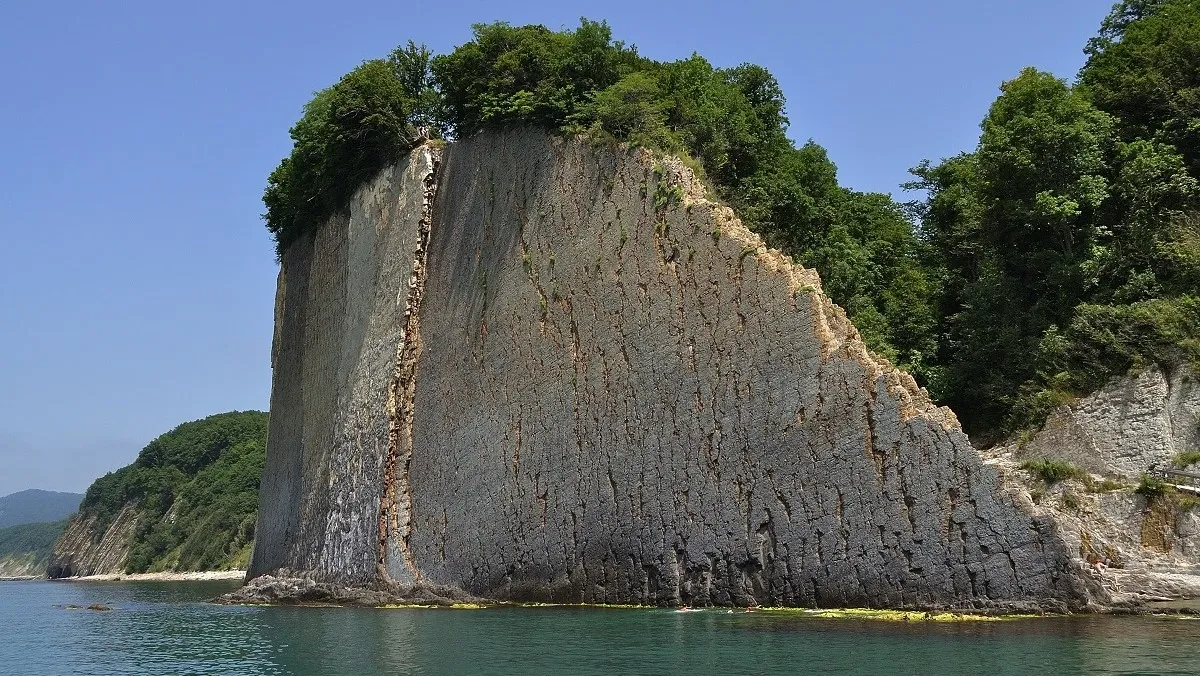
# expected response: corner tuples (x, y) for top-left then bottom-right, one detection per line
(48, 506), (138, 578)
(48, 411), (267, 578)
(1003, 365), (1200, 602)
(247, 128), (1101, 609)
(1019, 366), (1200, 478)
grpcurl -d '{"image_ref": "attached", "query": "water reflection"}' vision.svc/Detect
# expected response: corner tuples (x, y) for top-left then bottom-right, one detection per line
(3, 581), (1199, 675)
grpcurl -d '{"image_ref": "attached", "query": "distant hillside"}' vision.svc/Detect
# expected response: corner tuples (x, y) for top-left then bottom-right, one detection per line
(48, 411), (268, 578)
(0, 519), (68, 578)
(0, 490), (82, 528)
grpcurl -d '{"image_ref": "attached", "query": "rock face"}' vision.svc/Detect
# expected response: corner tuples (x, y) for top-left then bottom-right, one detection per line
(248, 128), (1099, 609)
(1007, 365), (1200, 602)
(47, 505), (139, 578)
(1020, 366), (1200, 478)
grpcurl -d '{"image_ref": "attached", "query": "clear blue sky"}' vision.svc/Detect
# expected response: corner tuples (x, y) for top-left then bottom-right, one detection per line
(0, 0), (1113, 496)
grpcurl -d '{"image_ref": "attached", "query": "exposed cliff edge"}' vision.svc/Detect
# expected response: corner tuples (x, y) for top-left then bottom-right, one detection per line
(48, 506), (139, 578)
(245, 128), (1103, 610)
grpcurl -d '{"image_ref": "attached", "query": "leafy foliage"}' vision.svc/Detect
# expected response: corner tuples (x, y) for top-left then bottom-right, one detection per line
(1080, 0), (1200, 173)
(262, 10), (1200, 445)
(263, 59), (427, 256)
(908, 3), (1200, 436)
(1135, 474), (1170, 497)
(433, 20), (636, 135)
(264, 19), (935, 372)
(0, 519), (67, 561)
(78, 411), (268, 573)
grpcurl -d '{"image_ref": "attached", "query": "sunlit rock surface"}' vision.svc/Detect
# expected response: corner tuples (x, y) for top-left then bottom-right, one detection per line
(248, 129), (1099, 609)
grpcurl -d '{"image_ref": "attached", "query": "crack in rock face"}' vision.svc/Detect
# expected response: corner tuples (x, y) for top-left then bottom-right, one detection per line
(247, 129), (1100, 610)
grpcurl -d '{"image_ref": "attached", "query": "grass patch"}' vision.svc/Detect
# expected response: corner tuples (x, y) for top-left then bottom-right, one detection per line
(1020, 458), (1087, 484)
(1134, 475), (1200, 511)
(1136, 474), (1170, 498)
(1173, 450), (1200, 468)
(1085, 477), (1127, 493)
(1061, 492), (1080, 510)
(1179, 493), (1200, 511)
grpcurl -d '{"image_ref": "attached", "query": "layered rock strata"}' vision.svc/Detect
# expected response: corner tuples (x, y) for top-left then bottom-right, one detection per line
(247, 128), (1100, 610)
(1019, 366), (1200, 478)
(47, 505), (139, 578)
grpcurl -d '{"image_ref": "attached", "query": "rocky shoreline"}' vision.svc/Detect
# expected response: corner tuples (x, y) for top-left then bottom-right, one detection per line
(59, 570), (246, 582)
(212, 574), (1200, 616)
(216, 575), (486, 607)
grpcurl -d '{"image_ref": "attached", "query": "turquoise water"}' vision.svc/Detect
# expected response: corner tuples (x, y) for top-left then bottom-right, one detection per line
(3, 580), (1199, 675)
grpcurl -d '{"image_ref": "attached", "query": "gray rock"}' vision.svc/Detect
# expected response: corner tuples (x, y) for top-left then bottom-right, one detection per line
(47, 505), (140, 578)
(1018, 365), (1200, 478)
(992, 363), (1200, 604)
(247, 129), (1100, 609)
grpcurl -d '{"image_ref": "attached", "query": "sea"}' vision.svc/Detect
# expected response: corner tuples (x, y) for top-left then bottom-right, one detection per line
(2, 580), (1199, 675)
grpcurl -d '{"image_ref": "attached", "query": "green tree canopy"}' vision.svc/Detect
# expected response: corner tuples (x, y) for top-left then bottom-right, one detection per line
(263, 19), (935, 372)
(78, 411), (268, 573)
(1080, 0), (1200, 173)
(261, 12), (1200, 443)
(263, 59), (426, 256)
(907, 2), (1200, 435)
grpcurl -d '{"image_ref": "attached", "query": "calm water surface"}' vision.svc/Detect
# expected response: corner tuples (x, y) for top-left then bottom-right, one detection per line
(2, 580), (1199, 675)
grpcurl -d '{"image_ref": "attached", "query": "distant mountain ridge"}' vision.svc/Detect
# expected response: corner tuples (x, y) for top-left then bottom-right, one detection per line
(0, 490), (82, 528)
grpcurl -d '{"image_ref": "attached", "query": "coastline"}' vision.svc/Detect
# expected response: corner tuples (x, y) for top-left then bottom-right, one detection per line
(63, 570), (246, 582)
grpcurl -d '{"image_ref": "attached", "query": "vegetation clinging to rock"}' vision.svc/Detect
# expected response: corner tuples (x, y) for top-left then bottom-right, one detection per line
(264, 19), (937, 376)
(1020, 459), (1089, 484)
(78, 411), (268, 573)
(263, 55), (431, 256)
(263, 5), (1200, 443)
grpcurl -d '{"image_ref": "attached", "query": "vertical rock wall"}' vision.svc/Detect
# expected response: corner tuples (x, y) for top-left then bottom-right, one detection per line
(249, 129), (1098, 608)
(249, 147), (439, 586)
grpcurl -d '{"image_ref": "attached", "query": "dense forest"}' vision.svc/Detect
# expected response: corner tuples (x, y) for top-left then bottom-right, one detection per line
(263, 1), (1200, 442)
(78, 411), (267, 573)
